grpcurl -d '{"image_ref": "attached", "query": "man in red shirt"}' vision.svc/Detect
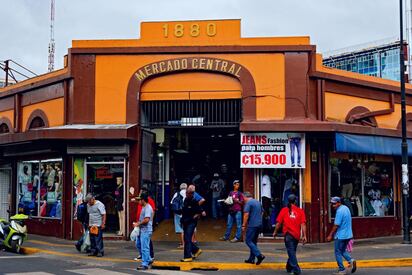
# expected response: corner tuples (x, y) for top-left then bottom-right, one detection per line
(273, 194), (307, 275)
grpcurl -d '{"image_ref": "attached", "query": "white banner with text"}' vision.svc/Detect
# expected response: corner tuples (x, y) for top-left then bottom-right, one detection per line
(240, 132), (305, 168)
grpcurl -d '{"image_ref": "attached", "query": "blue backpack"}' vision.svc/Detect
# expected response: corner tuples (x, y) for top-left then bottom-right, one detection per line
(171, 193), (184, 214)
(76, 203), (87, 223)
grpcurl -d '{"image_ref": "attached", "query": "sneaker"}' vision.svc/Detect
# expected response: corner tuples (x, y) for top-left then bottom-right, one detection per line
(256, 254), (265, 265)
(137, 255), (142, 259)
(244, 259), (255, 264)
(136, 265), (149, 270)
(193, 249), (202, 259)
(219, 237), (228, 241)
(133, 257), (140, 261)
(348, 260), (357, 273)
(230, 238), (240, 243)
(180, 258), (193, 262)
(332, 270), (347, 275)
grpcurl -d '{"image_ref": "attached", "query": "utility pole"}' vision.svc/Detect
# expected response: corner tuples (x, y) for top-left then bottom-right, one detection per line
(4, 60), (9, 87)
(400, 0), (411, 244)
(48, 0), (55, 72)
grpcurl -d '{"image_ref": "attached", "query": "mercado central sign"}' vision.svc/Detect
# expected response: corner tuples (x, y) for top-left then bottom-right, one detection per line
(134, 57), (243, 82)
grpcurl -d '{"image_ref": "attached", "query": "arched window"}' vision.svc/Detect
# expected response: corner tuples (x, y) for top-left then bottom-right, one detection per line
(29, 117), (45, 129)
(0, 123), (10, 134)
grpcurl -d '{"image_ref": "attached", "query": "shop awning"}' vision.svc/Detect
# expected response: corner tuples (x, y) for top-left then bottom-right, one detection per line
(335, 133), (412, 156)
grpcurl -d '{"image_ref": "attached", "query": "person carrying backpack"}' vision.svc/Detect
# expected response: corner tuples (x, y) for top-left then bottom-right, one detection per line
(171, 183), (187, 249)
(75, 200), (90, 252)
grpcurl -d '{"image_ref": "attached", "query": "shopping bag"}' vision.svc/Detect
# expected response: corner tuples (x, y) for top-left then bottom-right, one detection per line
(130, 226), (140, 242)
(90, 225), (99, 235)
(80, 230), (91, 252)
(346, 239), (354, 252)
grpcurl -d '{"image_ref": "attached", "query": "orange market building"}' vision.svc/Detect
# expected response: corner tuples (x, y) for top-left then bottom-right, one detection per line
(0, 19), (410, 242)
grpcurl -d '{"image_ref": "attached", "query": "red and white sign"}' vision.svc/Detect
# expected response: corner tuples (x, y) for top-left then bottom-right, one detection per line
(240, 132), (305, 168)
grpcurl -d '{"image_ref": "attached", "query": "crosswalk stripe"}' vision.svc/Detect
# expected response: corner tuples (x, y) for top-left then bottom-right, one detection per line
(67, 268), (131, 275)
(5, 273), (55, 275)
(0, 255), (39, 259)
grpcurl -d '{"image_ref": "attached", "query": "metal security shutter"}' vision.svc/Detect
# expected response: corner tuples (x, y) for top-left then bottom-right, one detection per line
(0, 168), (11, 219)
(141, 99), (242, 128)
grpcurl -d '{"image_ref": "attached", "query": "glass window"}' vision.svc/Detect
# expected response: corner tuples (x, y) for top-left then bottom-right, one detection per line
(259, 169), (301, 236)
(329, 153), (394, 218)
(17, 159), (62, 219)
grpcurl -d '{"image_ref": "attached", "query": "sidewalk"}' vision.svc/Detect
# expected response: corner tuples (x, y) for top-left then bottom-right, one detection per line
(21, 234), (412, 271)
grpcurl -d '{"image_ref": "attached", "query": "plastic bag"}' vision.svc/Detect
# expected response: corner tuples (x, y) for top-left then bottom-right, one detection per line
(130, 226), (140, 242)
(346, 239), (354, 253)
(80, 230), (91, 252)
(224, 196), (234, 205)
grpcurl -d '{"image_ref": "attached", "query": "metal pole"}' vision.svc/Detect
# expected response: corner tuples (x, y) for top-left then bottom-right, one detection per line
(400, 0), (411, 244)
(4, 60), (9, 87)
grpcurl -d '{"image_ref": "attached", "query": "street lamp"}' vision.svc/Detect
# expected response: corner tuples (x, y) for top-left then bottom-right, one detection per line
(399, 0), (411, 244)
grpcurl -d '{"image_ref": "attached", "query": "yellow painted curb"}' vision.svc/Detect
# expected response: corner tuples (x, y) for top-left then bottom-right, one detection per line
(152, 258), (412, 271)
(19, 246), (412, 271)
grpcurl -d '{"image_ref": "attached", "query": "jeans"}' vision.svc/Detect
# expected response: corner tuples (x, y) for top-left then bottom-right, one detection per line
(212, 197), (221, 219)
(136, 234), (154, 259)
(334, 239), (353, 271)
(140, 231), (153, 267)
(224, 211), (242, 240)
(284, 233), (301, 274)
(183, 221), (199, 259)
(290, 138), (302, 166)
(245, 226), (262, 261)
(90, 226), (104, 255)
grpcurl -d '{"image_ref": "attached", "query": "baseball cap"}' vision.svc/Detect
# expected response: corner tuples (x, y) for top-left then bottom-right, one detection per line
(233, 179), (240, 185)
(330, 196), (341, 204)
(213, 173), (219, 177)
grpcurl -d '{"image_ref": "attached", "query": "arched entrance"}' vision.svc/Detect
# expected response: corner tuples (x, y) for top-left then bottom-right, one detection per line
(126, 57), (256, 241)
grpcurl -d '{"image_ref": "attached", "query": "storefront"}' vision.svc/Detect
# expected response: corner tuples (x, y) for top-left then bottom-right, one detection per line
(0, 19), (410, 242)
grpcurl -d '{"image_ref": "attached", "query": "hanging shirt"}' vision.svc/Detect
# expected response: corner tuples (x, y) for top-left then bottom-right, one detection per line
(276, 204), (306, 241)
(261, 175), (271, 199)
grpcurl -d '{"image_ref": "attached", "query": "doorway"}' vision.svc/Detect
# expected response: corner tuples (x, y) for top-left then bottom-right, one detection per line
(85, 159), (126, 235)
(0, 165), (11, 219)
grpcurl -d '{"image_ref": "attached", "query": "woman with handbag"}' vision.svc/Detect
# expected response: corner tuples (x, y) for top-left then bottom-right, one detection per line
(219, 180), (244, 242)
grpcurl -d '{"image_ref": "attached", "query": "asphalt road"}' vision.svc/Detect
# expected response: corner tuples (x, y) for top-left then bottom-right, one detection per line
(1, 250), (412, 275)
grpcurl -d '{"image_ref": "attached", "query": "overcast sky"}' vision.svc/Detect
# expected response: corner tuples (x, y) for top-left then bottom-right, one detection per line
(0, 0), (402, 78)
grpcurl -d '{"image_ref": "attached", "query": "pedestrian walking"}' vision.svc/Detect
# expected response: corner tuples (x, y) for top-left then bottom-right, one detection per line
(85, 194), (106, 257)
(134, 193), (154, 270)
(273, 194), (307, 275)
(219, 180), (244, 242)
(242, 191), (265, 265)
(327, 196), (357, 274)
(133, 188), (156, 261)
(190, 184), (206, 245)
(210, 173), (225, 219)
(180, 185), (203, 262)
(171, 183), (187, 248)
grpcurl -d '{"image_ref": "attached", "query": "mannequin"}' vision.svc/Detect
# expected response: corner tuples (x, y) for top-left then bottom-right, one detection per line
(115, 177), (125, 236)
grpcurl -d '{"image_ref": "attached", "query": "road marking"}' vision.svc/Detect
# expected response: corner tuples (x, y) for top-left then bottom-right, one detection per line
(5, 273), (54, 275)
(0, 255), (40, 259)
(67, 268), (131, 275)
